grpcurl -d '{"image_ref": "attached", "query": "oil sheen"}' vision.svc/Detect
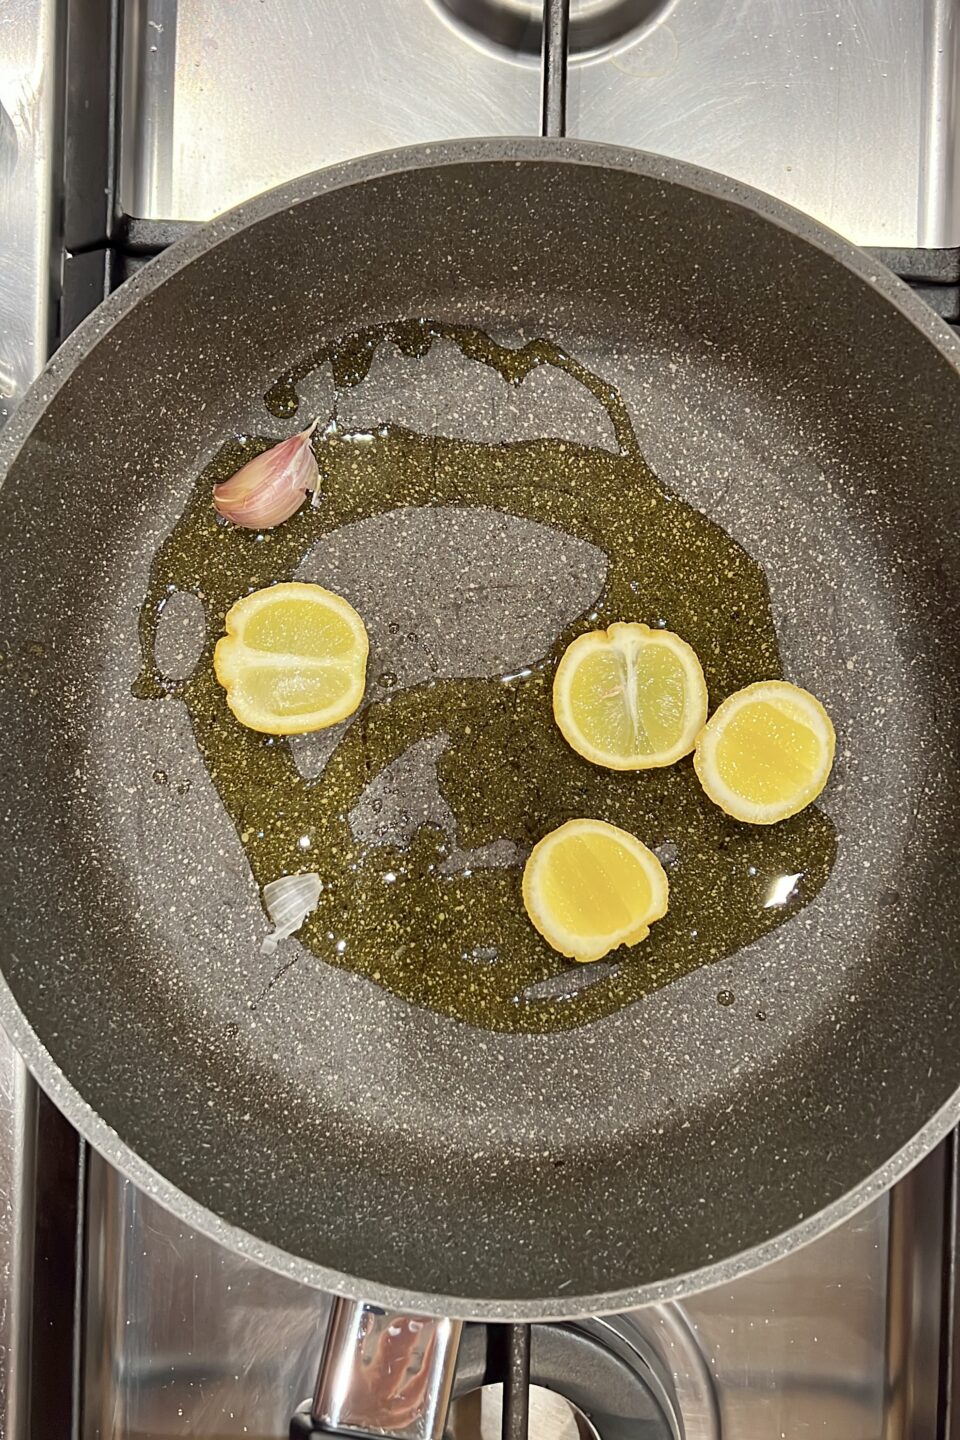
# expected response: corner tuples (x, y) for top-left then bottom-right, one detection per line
(135, 322), (836, 1034)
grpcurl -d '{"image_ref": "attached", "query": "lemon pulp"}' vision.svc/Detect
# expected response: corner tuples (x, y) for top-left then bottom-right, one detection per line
(522, 818), (669, 963)
(213, 582), (368, 734)
(553, 622), (707, 769)
(694, 680), (835, 824)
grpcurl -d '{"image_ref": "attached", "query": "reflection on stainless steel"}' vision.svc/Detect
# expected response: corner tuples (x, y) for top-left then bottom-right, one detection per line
(617, 1305), (718, 1439)
(919, 0), (960, 247)
(121, 0), (179, 221)
(432, 0), (672, 58)
(0, 15), (65, 1438)
(118, 0), (539, 222)
(0, 0), (59, 426)
(883, 1144), (945, 1440)
(82, 1155), (329, 1439)
(570, 0), (960, 248)
(312, 1301), (462, 1440)
(0, 1041), (36, 1440)
(679, 1150), (948, 1440)
(76, 1145), (954, 1438)
(118, 0), (960, 247)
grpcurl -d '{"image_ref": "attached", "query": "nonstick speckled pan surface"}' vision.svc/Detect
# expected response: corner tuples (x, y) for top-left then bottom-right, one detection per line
(1, 140), (959, 1318)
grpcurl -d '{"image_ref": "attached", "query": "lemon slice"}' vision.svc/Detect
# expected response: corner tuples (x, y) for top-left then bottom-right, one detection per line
(693, 680), (835, 825)
(522, 818), (669, 963)
(214, 582), (368, 734)
(552, 622), (708, 770)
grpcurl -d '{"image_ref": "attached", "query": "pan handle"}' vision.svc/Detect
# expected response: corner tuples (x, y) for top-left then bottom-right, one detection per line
(291, 1299), (463, 1440)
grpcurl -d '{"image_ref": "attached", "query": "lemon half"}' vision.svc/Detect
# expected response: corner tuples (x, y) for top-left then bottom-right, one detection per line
(694, 680), (835, 825)
(552, 622), (708, 770)
(214, 582), (368, 735)
(522, 818), (669, 963)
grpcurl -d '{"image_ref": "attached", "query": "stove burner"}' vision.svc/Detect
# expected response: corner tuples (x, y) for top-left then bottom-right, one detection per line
(447, 1384), (599, 1440)
(292, 1310), (694, 1440)
(431, 0), (673, 56)
(448, 1321), (682, 1440)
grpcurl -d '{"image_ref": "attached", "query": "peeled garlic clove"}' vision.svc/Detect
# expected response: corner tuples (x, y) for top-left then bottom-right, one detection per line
(213, 419), (320, 529)
(260, 872), (323, 955)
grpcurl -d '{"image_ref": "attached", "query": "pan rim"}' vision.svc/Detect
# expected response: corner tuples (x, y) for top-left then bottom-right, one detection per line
(2, 136), (959, 1319)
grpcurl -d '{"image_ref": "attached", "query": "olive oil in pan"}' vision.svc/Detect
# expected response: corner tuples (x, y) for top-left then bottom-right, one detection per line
(135, 323), (836, 1034)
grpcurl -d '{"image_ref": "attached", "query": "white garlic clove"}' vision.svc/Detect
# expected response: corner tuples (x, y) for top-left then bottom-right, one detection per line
(260, 872), (323, 954)
(213, 419), (320, 530)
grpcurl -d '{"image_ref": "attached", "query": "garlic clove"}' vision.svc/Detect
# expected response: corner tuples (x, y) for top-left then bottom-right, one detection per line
(213, 419), (320, 530)
(260, 871), (323, 954)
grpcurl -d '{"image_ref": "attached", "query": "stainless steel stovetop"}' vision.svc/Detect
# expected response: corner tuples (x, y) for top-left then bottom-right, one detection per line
(3, 3), (960, 1437)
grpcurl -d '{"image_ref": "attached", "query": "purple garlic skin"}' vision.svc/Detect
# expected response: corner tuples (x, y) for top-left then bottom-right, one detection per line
(213, 420), (319, 529)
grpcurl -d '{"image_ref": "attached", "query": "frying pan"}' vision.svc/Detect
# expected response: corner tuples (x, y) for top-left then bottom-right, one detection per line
(2, 135), (960, 1361)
